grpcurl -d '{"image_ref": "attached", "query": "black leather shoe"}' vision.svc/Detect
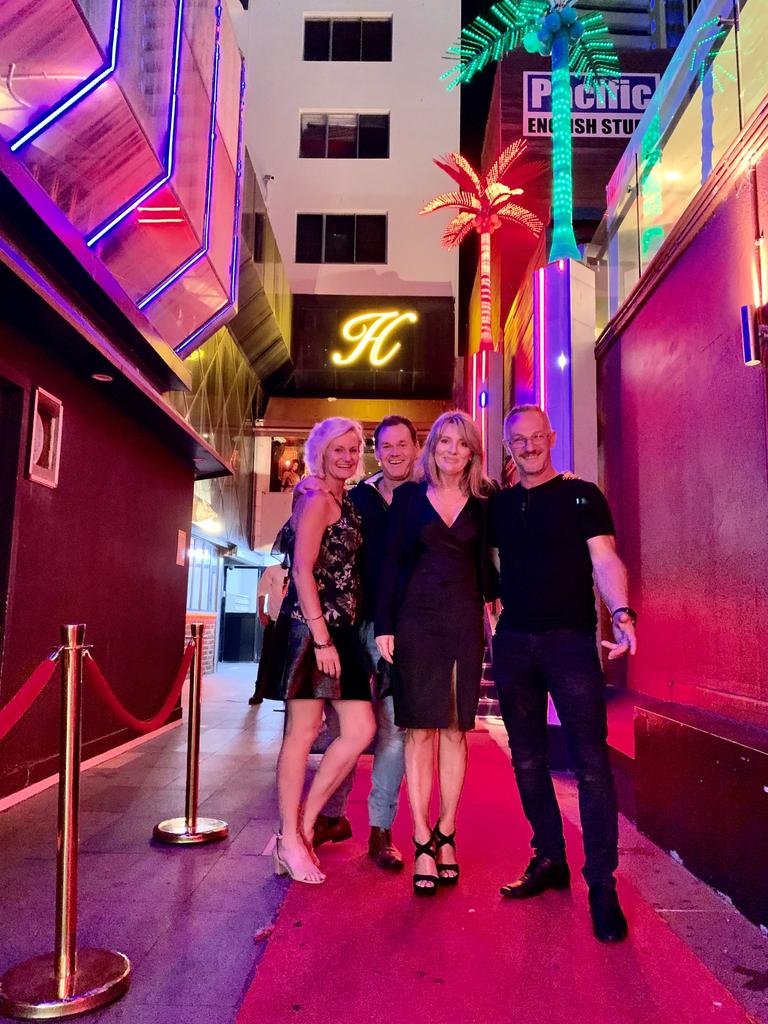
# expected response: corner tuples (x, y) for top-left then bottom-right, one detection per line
(368, 827), (404, 872)
(588, 886), (628, 943)
(500, 856), (571, 899)
(312, 815), (352, 849)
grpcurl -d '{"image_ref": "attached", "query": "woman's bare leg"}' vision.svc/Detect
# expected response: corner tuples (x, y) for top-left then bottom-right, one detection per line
(302, 700), (376, 841)
(276, 700), (325, 881)
(405, 728), (437, 887)
(435, 724), (468, 877)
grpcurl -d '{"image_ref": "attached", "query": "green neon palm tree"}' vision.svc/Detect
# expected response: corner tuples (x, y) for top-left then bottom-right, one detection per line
(442, 0), (619, 263)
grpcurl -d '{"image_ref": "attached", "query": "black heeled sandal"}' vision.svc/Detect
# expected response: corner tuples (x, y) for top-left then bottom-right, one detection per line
(412, 837), (439, 897)
(432, 823), (460, 886)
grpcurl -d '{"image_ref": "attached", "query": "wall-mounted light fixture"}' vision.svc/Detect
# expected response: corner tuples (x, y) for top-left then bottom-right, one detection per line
(740, 304), (767, 366)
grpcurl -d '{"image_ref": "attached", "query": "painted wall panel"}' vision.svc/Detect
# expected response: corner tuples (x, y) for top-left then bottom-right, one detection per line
(0, 292), (194, 799)
(597, 151), (768, 726)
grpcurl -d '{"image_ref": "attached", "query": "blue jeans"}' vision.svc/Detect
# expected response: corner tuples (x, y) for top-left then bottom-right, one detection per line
(321, 622), (405, 829)
(492, 628), (619, 889)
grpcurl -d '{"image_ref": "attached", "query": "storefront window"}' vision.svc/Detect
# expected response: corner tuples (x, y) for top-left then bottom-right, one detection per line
(601, 0), (762, 320)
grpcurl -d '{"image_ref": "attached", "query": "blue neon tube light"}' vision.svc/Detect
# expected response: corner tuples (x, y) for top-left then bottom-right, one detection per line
(136, 5), (223, 310)
(10, 0), (123, 153)
(175, 57), (246, 356)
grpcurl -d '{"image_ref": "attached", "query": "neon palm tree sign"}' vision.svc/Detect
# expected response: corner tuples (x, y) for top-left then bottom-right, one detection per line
(420, 142), (543, 350)
(442, 0), (619, 263)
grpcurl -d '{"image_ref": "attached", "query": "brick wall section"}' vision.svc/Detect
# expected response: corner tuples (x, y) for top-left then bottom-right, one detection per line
(185, 613), (218, 675)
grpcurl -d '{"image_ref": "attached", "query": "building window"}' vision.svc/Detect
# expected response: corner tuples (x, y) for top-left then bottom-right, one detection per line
(303, 18), (393, 62)
(296, 214), (387, 264)
(187, 536), (222, 613)
(299, 113), (389, 159)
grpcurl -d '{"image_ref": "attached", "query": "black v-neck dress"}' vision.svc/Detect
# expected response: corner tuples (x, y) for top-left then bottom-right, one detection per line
(376, 484), (486, 731)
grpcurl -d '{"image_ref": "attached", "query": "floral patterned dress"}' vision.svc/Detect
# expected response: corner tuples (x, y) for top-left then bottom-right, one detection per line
(264, 492), (372, 702)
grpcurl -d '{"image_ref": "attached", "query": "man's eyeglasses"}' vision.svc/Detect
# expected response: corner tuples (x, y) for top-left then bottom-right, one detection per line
(506, 431), (551, 450)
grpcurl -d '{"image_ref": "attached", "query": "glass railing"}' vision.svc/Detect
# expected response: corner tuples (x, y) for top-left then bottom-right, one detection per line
(598, 0), (766, 320)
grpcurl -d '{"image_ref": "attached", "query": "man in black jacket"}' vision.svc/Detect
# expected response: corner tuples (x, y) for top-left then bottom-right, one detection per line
(314, 416), (419, 870)
(490, 404), (637, 943)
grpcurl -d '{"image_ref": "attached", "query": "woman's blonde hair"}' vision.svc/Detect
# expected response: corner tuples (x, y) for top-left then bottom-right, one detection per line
(418, 410), (492, 498)
(303, 416), (364, 476)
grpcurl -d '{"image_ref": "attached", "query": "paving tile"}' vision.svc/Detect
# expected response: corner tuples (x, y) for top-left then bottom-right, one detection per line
(226, 819), (277, 856)
(185, 852), (286, 912)
(93, 1000), (237, 1024)
(119, 909), (266, 1008)
(76, 895), (182, 968)
(75, 848), (224, 906)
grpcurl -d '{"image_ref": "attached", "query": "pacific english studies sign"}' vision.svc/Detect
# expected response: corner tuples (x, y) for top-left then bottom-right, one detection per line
(523, 72), (659, 138)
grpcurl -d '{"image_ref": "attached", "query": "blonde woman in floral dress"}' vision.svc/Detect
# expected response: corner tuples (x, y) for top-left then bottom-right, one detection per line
(266, 417), (376, 884)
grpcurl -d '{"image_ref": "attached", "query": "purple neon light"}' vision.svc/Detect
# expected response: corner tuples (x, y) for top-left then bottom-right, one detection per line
(175, 57), (246, 356)
(10, 0), (122, 153)
(137, 5), (223, 311)
(85, 0), (186, 248)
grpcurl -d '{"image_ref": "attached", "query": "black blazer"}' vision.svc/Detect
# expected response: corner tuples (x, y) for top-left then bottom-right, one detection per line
(374, 481), (499, 636)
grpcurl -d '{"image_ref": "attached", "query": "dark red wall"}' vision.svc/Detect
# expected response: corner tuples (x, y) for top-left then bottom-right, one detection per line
(0, 311), (194, 798)
(597, 154), (768, 728)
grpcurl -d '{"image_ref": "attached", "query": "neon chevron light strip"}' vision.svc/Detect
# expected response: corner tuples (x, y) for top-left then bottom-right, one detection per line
(136, 5), (222, 310)
(85, 0), (186, 247)
(175, 57), (246, 356)
(10, 0), (122, 152)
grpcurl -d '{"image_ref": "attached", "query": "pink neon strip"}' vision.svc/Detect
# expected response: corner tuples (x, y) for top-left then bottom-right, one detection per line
(480, 349), (487, 454)
(538, 269), (546, 410)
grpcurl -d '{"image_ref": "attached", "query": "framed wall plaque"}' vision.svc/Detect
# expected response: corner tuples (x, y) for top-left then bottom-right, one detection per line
(28, 387), (63, 489)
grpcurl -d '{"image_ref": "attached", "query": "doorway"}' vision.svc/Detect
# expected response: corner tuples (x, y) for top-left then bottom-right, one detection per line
(219, 565), (263, 662)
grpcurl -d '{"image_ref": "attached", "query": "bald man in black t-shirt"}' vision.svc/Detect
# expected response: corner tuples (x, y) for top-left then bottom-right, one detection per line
(490, 404), (637, 944)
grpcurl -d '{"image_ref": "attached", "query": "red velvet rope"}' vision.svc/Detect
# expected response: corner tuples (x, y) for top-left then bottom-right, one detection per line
(0, 657), (58, 743)
(83, 645), (194, 734)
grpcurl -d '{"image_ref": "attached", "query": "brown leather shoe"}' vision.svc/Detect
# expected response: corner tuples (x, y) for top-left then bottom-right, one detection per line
(368, 827), (404, 872)
(312, 815), (352, 849)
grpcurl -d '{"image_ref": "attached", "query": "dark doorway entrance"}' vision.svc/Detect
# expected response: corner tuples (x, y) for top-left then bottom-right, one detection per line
(219, 565), (264, 662)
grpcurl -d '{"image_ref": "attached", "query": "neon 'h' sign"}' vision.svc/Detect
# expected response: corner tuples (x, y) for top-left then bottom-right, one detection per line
(332, 311), (418, 367)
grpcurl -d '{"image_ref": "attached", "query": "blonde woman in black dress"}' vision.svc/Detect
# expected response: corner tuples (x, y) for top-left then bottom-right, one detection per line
(376, 411), (496, 895)
(266, 417), (376, 884)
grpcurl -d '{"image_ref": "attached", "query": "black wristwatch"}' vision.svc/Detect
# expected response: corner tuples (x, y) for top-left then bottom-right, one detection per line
(611, 606), (637, 626)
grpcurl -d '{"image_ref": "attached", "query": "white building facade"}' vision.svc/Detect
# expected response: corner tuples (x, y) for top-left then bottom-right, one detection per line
(229, 0), (461, 308)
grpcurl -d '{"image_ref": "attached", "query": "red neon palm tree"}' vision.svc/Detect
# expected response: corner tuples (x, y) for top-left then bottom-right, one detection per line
(420, 140), (544, 351)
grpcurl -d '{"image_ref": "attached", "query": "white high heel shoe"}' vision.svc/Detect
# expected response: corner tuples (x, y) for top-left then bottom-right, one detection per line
(272, 834), (326, 885)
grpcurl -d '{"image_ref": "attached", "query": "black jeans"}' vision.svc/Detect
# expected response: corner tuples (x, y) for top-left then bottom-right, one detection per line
(492, 628), (618, 889)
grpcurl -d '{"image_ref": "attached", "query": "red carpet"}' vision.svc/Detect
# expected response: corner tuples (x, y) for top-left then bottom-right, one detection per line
(238, 732), (749, 1024)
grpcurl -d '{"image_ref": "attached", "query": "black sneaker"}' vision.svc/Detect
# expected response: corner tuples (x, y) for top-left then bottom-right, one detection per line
(588, 886), (628, 943)
(500, 856), (571, 899)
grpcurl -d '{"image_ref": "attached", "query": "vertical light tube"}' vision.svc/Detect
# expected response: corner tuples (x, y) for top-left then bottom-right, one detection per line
(548, 29), (581, 262)
(481, 349), (487, 454)
(479, 231), (494, 349)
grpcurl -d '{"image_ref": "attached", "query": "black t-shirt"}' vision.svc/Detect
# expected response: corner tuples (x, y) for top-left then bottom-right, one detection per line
(489, 475), (615, 634)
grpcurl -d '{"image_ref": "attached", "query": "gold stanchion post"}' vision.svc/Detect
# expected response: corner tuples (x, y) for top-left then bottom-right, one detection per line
(153, 623), (228, 844)
(0, 625), (131, 1020)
